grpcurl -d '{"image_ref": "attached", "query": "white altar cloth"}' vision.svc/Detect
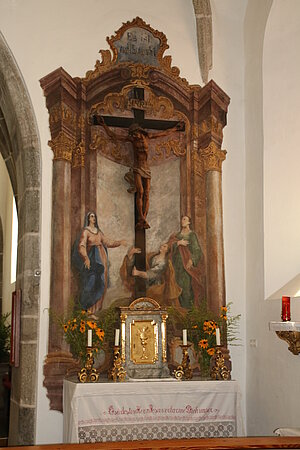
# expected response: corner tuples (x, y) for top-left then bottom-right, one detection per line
(63, 378), (244, 443)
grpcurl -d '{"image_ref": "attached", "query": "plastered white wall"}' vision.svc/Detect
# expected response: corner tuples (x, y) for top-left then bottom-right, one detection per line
(210, 0), (248, 427)
(245, 0), (300, 436)
(264, 0), (300, 302)
(0, 0), (248, 443)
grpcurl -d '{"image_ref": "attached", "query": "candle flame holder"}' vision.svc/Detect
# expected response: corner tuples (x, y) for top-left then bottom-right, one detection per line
(78, 347), (99, 383)
(210, 345), (231, 380)
(109, 345), (126, 382)
(174, 344), (193, 381)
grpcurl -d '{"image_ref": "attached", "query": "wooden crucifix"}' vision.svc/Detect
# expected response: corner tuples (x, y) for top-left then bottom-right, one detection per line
(90, 87), (184, 298)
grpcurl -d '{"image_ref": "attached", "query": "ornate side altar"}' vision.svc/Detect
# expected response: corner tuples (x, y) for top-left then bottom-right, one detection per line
(63, 379), (243, 443)
(41, 16), (231, 411)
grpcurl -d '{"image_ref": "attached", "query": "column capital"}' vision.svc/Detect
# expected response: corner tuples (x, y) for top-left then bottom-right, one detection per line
(200, 141), (227, 173)
(48, 131), (75, 162)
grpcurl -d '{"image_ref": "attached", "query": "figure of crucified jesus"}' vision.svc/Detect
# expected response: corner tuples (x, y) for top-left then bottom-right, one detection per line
(92, 115), (184, 229)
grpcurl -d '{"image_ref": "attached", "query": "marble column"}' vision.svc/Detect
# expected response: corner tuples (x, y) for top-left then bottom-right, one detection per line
(43, 131), (76, 411)
(201, 141), (227, 314)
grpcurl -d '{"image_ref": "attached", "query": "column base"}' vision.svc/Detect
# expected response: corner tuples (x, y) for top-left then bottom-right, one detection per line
(43, 351), (78, 412)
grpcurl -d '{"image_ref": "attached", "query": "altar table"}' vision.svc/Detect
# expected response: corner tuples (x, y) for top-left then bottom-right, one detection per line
(63, 378), (244, 443)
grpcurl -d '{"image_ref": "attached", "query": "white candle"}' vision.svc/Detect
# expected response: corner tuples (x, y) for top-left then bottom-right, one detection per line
(87, 329), (92, 347)
(114, 329), (120, 346)
(216, 327), (221, 346)
(183, 329), (187, 346)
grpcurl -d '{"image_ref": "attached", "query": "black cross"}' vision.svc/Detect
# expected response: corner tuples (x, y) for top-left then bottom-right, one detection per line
(91, 87), (183, 298)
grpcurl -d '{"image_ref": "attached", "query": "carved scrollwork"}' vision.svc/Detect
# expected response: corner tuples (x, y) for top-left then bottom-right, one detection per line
(49, 104), (77, 130)
(84, 50), (114, 82)
(72, 141), (85, 168)
(48, 131), (75, 162)
(276, 331), (300, 355)
(129, 63), (151, 80)
(200, 114), (224, 139)
(89, 130), (131, 166)
(200, 141), (227, 172)
(81, 17), (191, 90)
(152, 139), (186, 163)
(193, 151), (205, 178)
(90, 85), (179, 122)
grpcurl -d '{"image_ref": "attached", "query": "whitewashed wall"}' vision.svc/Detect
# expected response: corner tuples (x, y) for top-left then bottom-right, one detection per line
(264, 0), (300, 301)
(245, 0), (300, 436)
(0, 0), (249, 443)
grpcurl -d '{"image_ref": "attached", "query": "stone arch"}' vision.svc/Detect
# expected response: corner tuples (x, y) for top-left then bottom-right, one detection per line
(0, 32), (41, 446)
(0, 217), (3, 315)
(192, 0), (212, 84)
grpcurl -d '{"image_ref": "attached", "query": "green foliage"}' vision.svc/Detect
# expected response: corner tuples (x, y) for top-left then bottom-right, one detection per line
(0, 313), (11, 362)
(49, 299), (120, 366)
(167, 301), (241, 377)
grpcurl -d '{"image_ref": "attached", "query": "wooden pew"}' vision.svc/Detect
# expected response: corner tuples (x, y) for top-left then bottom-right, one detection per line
(1, 437), (300, 449)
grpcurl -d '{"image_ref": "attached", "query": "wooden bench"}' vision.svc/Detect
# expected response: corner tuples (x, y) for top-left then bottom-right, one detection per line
(1, 437), (300, 449)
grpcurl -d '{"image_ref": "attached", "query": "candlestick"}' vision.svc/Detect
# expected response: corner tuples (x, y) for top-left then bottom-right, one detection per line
(183, 329), (187, 346)
(114, 328), (120, 346)
(216, 327), (221, 346)
(87, 329), (92, 347)
(281, 296), (291, 322)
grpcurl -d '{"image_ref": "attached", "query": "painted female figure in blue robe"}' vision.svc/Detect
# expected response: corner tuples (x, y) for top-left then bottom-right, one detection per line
(72, 212), (126, 312)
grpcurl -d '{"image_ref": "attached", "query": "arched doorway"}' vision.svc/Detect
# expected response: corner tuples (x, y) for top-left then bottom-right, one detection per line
(0, 32), (41, 446)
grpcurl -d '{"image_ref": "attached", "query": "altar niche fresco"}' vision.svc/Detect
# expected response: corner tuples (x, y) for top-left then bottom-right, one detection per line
(40, 17), (230, 411)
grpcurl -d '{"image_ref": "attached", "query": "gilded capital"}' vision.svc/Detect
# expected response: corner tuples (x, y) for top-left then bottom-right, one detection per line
(200, 141), (226, 172)
(48, 131), (75, 162)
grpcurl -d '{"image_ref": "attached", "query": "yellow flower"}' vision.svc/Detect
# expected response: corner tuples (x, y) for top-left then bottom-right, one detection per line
(198, 339), (208, 349)
(71, 323), (77, 331)
(207, 347), (215, 356)
(87, 320), (97, 329)
(81, 310), (86, 315)
(96, 328), (104, 341)
(79, 325), (85, 333)
(80, 320), (85, 327)
(63, 324), (68, 332)
(221, 315), (227, 321)
(192, 325), (198, 329)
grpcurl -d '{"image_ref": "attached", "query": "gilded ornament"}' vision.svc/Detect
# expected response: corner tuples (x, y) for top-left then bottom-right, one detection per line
(78, 347), (99, 383)
(130, 63), (150, 79)
(210, 347), (231, 380)
(72, 142), (85, 168)
(152, 139), (186, 162)
(49, 104), (76, 129)
(193, 152), (204, 177)
(82, 17), (191, 90)
(109, 346), (126, 382)
(89, 131), (130, 165)
(174, 345), (193, 381)
(83, 50), (113, 82)
(48, 132), (75, 162)
(90, 85), (175, 120)
(276, 331), (300, 355)
(200, 141), (226, 172)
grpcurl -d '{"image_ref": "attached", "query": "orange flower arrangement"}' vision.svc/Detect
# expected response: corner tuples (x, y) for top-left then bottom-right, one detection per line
(62, 308), (105, 365)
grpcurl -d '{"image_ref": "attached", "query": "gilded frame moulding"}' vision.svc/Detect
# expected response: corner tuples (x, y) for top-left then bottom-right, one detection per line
(82, 17), (191, 90)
